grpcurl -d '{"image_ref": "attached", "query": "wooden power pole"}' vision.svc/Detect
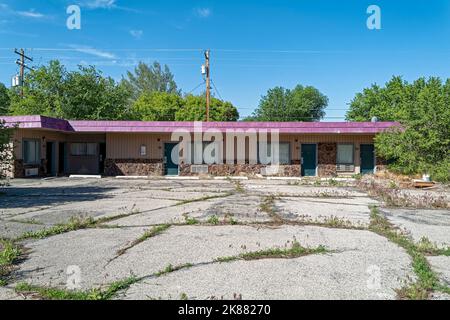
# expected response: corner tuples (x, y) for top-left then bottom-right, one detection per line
(204, 50), (211, 122)
(14, 49), (33, 98)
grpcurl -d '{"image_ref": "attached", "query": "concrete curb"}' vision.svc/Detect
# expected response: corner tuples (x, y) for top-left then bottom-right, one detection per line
(69, 175), (102, 179)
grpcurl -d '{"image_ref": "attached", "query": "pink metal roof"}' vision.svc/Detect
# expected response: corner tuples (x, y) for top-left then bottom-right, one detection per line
(0, 115), (400, 134)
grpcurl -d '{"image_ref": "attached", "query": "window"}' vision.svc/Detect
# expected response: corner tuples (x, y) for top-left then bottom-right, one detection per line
(140, 145), (147, 156)
(259, 142), (291, 165)
(70, 143), (97, 156)
(279, 143), (291, 165)
(23, 140), (40, 164)
(337, 144), (354, 165)
(189, 142), (219, 164)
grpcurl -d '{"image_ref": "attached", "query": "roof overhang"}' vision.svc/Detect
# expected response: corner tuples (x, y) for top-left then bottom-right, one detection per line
(0, 115), (400, 134)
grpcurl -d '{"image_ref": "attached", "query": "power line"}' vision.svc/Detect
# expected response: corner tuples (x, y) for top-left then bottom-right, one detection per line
(1, 47), (447, 54)
(187, 81), (206, 95)
(14, 48), (33, 98)
(211, 79), (223, 100)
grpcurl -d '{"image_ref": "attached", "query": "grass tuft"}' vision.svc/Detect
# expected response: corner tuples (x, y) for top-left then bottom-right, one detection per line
(15, 276), (140, 300)
(207, 215), (220, 225)
(369, 206), (441, 300)
(16, 216), (96, 241)
(177, 193), (233, 206)
(184, 216), (199, 225)
(416, 237), (450, 257)
(155, 263), (194, 277)
(115, 224), (171, 258)
(234, 181), (245, 193)
(240, 242), (328, 260)
(260, 195), (283, 224)
(0, 239), (21, 286)
(215, 241), (328, 263)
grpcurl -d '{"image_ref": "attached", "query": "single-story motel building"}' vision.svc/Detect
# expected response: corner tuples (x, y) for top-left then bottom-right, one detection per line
(0, 116), (399, 179)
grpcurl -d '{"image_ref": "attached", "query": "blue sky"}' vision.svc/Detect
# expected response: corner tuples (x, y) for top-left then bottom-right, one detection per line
(0, 0), (449, 119)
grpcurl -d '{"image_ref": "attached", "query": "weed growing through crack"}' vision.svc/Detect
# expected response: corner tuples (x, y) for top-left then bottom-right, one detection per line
(416, 237), (450, 256)
(240, 242), (327, 260)
(177, 193), (233, 206)
(313, 180), (322, 187)
(234, 181), (245, 193)
(180, 292), (189, 300)
(184, 216), (199, 225)
(156, 263), (194, 277)
(0, 239), (21, 286)
(115, 224), (171, 258)
(16, 216), (97, 241)
(207, 215), (220, 225)
(369, 206), (442, 300)
(328, 179), (339, 187)
(15, 276), (140, 300)
(260, 195), (283, 223)
(215, 240), (328, 263)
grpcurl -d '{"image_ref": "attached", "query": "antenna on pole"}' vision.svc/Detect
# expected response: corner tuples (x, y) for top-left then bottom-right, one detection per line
(14, 49), (33, 98)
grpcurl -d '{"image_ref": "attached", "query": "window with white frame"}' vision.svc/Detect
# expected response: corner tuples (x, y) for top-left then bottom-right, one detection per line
(140, 145), (147, 156)
(337, 144), (354, 165)
(70, 143), (97, 156)
(23, 140), (40, 164)
(259, 142), (291, 165)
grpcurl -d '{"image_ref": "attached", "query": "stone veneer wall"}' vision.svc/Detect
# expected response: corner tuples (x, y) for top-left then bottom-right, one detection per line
(318, 143), (337, 177)
(13, 159), (46, 178)
(179, 164), (301, 177)
(105, 159), (163, 176)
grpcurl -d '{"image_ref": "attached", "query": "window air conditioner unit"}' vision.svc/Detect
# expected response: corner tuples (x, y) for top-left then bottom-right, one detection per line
(25, 168), (39, 177)
(191, 165), (209, 174)
(336, 164), (355, 172)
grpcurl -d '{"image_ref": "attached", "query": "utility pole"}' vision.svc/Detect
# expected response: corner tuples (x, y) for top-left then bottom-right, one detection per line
(204, 50), (211, 122)
(14, 49), (33, 98)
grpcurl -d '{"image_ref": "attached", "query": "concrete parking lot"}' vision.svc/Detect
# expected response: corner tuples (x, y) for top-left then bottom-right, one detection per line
(0, 178), (449, 300)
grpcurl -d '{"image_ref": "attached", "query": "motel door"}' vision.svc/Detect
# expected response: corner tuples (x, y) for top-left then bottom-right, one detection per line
(301, 144), (317, 177)
(164, 143), (179, 176)
(360, 144), (375, 175)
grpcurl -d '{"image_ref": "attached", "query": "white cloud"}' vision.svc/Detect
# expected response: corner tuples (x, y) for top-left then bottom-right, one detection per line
(196, 8), (212, 18)
(17, 10), (45, 19)
(129, 29), (143, 39)
(82, 0), (116, 9)
(69, 45), (116, 59)
(0, 4), (47, 19)
(80, 0), (142, 13)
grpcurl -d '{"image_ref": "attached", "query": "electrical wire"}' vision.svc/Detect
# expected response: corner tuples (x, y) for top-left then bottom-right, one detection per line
(187, 81), (206, 95)
(211, 79), (223, 100)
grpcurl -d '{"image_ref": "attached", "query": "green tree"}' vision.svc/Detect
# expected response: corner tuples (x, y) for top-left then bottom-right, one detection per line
(9, 60), (132, 120)
(61, 66), (131, 120)
(9, 60), (66, 117)
(0, 83), (10, 115)
(175, 95), (239, 121)
(122, 61), (180, 100)
(131, 92), (183, 121)
(347, 77), (450, 182)
(346, 76), (410, 122)
(249, 85), (328, 122)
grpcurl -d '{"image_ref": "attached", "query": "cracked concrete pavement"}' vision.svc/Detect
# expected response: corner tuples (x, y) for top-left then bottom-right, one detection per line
(0, 178), (449, 300)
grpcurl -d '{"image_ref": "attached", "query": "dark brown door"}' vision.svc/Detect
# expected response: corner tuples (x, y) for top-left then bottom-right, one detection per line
(99, 143), (106, 174)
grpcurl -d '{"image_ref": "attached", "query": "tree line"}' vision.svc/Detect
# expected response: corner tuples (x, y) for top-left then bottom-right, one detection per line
(0, 60), (448, 182)
(0, 60), (328, 122)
